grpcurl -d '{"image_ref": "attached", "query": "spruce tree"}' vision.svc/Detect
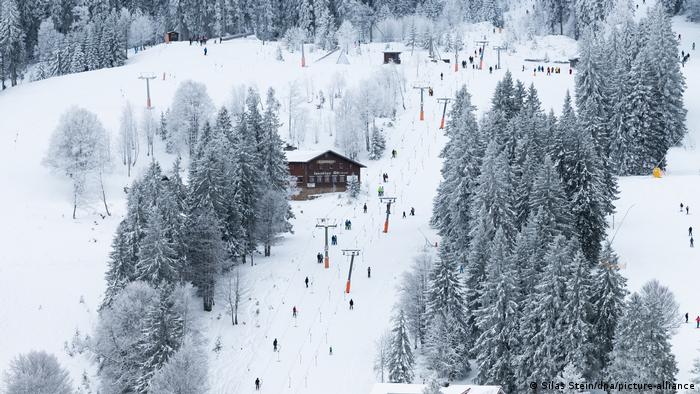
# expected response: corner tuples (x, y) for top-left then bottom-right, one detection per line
(387, 309), (414, 383)
(424, 312), (463, 380)
(558, 122), (611, 263)
(260, 88), (292, 191)
(517, 236), (575, 385)
(232, 113), (263, 263)
(528, 156), (573, 238)
(474, 229), (519, 392)
(425, 256), (470, 378)
(135, 286), (185, 393)
(606, 289), (678, 386)
(0, 0), (26, 87)
(589, 243), (628, 377)
(135, 206), (180, 287)
(369, 124), (386, 160)
(561, 250), (594, 377)
(184, 204), (226, 311)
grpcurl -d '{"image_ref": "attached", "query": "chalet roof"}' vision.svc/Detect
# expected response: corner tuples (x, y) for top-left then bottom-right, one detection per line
(370, 383), (505, 394)
(285, 150), (366, 168)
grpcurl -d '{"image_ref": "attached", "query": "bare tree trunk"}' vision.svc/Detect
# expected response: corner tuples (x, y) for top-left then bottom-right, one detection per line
(73, 188), (78, 219)
(99, 169), (111, 217)
(233, 269), (241, 325)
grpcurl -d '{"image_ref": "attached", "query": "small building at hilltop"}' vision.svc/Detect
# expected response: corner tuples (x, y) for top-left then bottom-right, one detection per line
(165, 31), (179, 43)
(287, 150), (365, 200)
(383, 51), (402, 64)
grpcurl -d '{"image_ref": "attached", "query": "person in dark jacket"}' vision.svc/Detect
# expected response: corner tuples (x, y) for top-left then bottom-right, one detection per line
(349, 299), (354, 310)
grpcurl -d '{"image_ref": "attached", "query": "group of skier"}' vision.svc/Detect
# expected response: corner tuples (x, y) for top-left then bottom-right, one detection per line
(684, 313), (700, 328)
(402, 207), (416, 218)
(531, 65), (565, 76)
(189, 36), (209, 45)
(680, 203), (694, 247)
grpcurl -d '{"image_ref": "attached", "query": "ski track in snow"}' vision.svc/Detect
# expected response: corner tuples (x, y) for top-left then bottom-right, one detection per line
(2, 1), (700, 391)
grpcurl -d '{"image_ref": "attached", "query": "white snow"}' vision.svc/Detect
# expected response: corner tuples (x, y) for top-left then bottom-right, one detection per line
(370, 382), (503, 394)
(284, 150), (328, 162)
(2, 1), (700, 392)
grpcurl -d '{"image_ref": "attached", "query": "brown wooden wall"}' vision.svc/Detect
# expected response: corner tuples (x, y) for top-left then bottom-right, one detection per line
(288, 152), (363, 199)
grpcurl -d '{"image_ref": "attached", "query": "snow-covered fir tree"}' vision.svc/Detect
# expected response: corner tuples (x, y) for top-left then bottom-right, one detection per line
(606, 287), (678, 386)
(135, 286), (185, 393)
(369, 124), (387, 160)
(588, 243), (628, 377)
(474, 229), (519, 392)
(424, 255), (470, 379)
(387, 309), (414, 383)
(184, 204), (226, 311)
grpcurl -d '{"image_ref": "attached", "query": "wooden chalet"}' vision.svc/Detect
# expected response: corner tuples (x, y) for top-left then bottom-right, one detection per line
(286, 150), (366, 200)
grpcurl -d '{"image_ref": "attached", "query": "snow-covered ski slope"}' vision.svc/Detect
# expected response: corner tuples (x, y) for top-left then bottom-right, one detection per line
(2, 4), (700, 392)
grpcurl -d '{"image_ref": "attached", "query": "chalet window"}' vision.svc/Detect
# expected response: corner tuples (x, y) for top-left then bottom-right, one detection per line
(309, 176), (315, 183)
(297, 176), (304, 182)
(339, 175), (345, 183)
(324, 175), (330, 183)
(331, 175), (337, 183)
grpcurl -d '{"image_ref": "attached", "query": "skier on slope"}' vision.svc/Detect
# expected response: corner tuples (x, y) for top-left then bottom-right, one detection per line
(255, 378), (261, 390)
(686, 312), (689, 323)
(681, 202), (684, 212)
(363, 203), (368, 213)
(305, 276), (309, 288)
(367, 266), (371, 278)
(690, 237), (694, 248)
(696, 316), (700, 328)
(349, 299), (354, 310)
(689, 227), (693, 237)
(410, 207), (415, 216)
(273, 338), (278, 351)
(293, 306), (297, 317)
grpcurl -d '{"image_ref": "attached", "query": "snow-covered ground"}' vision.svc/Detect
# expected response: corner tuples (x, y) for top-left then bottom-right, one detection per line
(2, 2), (700, 392)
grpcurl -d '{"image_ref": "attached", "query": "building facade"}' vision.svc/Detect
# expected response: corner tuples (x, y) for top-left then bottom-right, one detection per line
(286, 150), (365, 200)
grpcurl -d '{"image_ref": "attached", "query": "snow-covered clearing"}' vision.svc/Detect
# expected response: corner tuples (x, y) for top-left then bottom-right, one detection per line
(2, 4), (700, 392)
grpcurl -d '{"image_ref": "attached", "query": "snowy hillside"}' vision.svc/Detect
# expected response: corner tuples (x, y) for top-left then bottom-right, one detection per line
(2, 1), (700, 393)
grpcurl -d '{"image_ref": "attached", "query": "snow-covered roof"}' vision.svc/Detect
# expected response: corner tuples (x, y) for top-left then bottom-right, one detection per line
(284, 150), (366, 167)
(370, 383), (505, 394)
(285, 150), (327, 162)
